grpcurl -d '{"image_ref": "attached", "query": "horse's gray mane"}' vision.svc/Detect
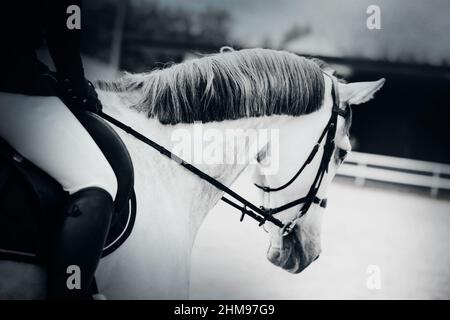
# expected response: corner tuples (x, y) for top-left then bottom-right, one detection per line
(97, 48), (325, 125)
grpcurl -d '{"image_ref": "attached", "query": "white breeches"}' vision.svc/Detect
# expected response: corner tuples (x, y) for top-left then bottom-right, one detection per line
(0, 92), (117, 199)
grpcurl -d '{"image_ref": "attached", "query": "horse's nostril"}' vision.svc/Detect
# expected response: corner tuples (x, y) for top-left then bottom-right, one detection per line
(267, 249), (280, 263)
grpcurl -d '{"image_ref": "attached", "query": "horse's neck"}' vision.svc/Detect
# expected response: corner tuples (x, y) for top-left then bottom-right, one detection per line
(95, 91), (320, 298)
(99, 92), (273, 245)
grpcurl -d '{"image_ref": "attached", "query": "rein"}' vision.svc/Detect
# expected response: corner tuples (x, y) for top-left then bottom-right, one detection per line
(98, 111), (285, 228)
(97, 74), (346, 234)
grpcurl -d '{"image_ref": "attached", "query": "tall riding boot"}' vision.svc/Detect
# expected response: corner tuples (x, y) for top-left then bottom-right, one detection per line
(47, 187), (113, 299)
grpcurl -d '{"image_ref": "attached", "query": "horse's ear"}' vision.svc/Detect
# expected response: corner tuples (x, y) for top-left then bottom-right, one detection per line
(338, 78), (385, 105)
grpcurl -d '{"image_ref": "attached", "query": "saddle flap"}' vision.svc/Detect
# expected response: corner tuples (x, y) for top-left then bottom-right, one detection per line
(74, 111), (134, 216)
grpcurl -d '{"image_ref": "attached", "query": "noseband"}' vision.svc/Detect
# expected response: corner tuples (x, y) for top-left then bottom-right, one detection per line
(254, 74), (348, 234)
(98, 73), (348, 235)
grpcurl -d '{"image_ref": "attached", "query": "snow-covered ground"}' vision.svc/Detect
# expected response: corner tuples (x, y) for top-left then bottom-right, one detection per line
(191, 169), (450, 299)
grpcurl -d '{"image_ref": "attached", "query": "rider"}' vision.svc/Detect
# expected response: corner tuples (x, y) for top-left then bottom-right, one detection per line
(0, 1), (117, 299)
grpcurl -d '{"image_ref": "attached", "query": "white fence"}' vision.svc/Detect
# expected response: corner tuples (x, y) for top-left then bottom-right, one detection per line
(337, 151), (450, 197)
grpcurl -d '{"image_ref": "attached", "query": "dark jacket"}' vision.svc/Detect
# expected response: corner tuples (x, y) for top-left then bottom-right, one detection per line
(0, 0), (85, 95)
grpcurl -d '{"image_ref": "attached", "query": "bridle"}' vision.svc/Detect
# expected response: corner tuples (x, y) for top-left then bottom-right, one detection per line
(98, 73), (348, 236)
(254, 73), (349, 234)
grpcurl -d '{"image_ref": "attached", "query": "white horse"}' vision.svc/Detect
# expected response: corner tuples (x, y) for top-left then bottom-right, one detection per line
(0, 48), (384, 299)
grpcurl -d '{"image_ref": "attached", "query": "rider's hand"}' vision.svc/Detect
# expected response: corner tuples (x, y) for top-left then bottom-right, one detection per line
(57, 77), (103, 114)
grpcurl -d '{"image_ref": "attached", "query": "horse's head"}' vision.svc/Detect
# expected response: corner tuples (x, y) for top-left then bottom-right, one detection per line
(97, 48), (385, 275)
(252, 72), (385, 273)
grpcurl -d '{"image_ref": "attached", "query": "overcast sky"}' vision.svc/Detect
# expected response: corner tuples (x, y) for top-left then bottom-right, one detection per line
(158, 0), (449, 65)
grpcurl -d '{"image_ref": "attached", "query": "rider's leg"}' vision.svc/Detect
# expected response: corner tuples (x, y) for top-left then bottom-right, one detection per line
(0, 93), (117, 196)
(0, 92), (117, 298)
(48, 187), (113, 299)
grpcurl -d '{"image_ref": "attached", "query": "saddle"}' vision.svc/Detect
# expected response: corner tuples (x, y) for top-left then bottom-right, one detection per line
(0, 111), (136, 265)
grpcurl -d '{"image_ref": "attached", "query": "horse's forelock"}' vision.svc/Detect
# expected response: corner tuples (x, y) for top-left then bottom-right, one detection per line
(99, 48), (326, 125)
